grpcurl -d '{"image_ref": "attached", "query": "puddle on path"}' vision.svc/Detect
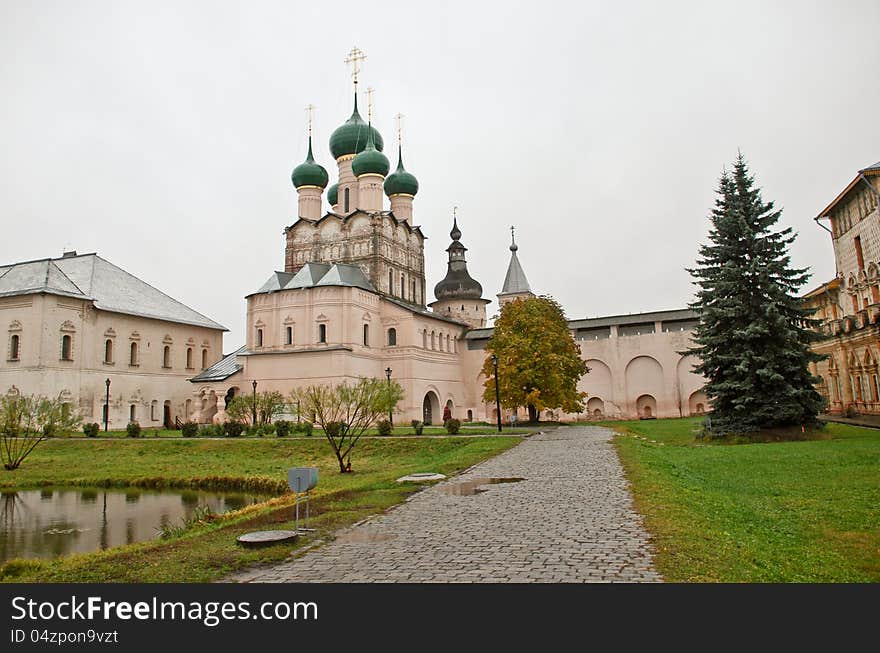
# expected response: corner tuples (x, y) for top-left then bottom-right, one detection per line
(334, 529), (396, 544)
(440, 477), (526, 496)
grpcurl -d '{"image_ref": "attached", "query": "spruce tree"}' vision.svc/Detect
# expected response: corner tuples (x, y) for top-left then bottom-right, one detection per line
(686, 153), (825, 436)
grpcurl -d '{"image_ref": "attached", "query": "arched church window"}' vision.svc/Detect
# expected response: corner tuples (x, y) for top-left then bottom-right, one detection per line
(104, 339), (113, 364)
(130, 342), (138, 366)
(319, 324), (327, 344)
(286, 326), (293, 345)
(422, 330), (427, 349)
(201, 349), (208, 370)
(363, 324), (370, 347)
(439, 334), (444, 351)
(388, 328), (397, 346)
(401, 274), (406, 299)
(412, 280), (416, 303)
(130, 405), (136, 422)
(10, 334), (20, 361)
(61, 335), (72, 361)
(431, 331), (436, 350)
(186, 347), (193, 369)
(163, 345), (171, 368)
(256, 329), (263, 347)
(446, 335), (451, 351)
(388, 269), (394, 295)
(344, 188), (350, 212)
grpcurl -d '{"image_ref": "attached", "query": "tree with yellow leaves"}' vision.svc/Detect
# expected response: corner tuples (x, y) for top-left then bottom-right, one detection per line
(481, 296), (588, 422)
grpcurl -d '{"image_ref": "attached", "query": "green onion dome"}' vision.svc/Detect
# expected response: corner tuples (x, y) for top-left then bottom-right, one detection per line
(351, 126), (389, 177)
(291, 138), (329, 189)
(327, 182), (338, 206)
(329, 94), (384, 160)
(384, 146), (419, 196)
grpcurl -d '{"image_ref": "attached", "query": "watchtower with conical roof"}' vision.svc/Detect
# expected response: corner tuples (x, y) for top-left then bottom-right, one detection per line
(497, 227), (535, 307)
(428, 215), (490, 328)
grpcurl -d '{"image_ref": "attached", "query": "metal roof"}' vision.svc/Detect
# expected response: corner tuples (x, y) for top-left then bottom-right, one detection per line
(498, 250), (532, 296)
(189, 345), (245, 382)
(464, 308), (697, 339)
(567, 308), (698, 330)
(386, 296), (472, 327)
(0, 253), (226, 331)
(252, 262), (375, 296)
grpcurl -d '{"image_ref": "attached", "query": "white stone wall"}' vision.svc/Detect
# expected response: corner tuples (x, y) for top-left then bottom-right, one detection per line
(0, 294), (223, 429)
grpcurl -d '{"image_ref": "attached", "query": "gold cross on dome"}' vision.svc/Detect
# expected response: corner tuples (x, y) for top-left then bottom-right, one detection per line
(453, 205), (458, 220)
(344, 46), (367, 87)
(366, 87), (375, 122)
(305, 104), (315, 136)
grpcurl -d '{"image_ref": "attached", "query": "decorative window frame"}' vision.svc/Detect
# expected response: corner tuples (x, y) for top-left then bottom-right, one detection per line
(8, 320), (22, 362)
(60, 321), (76, 361)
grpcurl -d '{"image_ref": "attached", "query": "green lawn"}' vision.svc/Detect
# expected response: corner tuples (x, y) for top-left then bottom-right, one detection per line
(0, 436), (521, 582)
(609, 417), (880, 582)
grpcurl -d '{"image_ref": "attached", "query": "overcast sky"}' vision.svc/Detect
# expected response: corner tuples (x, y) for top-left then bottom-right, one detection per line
(2, 1), (878, 349)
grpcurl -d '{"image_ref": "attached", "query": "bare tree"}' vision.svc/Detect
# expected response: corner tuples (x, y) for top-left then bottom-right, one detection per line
(1, 393), (81, 470)
(292, 377), (403, 473)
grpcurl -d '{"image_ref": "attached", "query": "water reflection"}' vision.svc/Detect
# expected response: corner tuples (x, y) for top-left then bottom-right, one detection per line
(0, 488), (266, 564)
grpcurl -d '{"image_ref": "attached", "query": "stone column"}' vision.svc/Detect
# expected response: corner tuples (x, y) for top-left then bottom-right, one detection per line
(296, 186), (323, 220)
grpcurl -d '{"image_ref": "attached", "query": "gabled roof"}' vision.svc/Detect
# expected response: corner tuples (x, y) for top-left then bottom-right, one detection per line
(0, 253), (226, 330)
(190, 346), (245, 382)
(251, 262), (375, 296)
(816, 160), (880, 220)
(285, 209), (426, 239)
(315, 263), (374, 291)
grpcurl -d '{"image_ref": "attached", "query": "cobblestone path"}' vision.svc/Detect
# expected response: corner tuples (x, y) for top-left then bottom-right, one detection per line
(230, 425), (661, 583)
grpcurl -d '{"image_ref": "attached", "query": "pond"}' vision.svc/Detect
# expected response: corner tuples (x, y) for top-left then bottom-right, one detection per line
(0, 488), (268, 564)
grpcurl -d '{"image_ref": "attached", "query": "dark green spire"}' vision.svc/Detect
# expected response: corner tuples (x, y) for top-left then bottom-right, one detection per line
(291, 136), (329, 189)
(384, 145), (419, 197)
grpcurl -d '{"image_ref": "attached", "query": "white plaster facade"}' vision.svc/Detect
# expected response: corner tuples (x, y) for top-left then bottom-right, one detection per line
(0, 254), (225, 429)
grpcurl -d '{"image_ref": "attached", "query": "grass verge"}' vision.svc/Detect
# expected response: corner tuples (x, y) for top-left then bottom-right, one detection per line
(608, 417), (880, 582)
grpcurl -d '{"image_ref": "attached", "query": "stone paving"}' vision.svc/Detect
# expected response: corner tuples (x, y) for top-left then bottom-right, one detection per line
(230, 425), (662, 583)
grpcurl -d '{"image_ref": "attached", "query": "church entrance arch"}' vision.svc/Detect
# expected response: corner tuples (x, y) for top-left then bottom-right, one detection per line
(423, 392), (440, 425)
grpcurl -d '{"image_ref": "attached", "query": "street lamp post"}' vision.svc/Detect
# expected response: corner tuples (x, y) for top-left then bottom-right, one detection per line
(252, 379), (258, 427)
(385, 367), (393, 427)
(104, 378), (111, 432)
(491, 355), (501, 433)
